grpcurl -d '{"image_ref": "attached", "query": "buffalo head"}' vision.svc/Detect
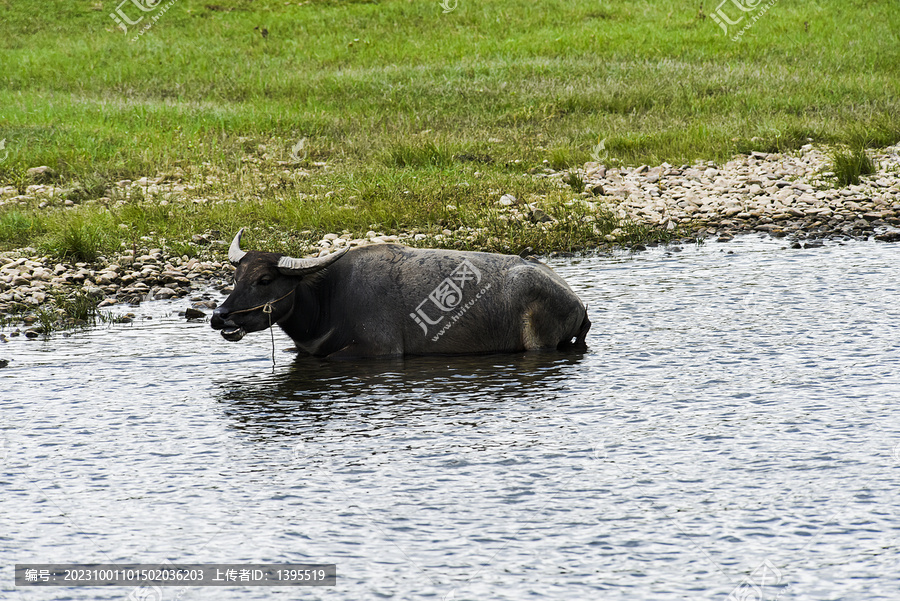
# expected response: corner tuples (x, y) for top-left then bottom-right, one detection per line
(210, 228), (348, 341)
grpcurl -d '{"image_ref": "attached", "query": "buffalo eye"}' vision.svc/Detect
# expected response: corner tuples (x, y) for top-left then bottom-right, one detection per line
(257, 276), (273, 286)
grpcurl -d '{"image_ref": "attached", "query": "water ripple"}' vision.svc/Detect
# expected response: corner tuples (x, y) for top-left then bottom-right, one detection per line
(2, 236), (899, 599)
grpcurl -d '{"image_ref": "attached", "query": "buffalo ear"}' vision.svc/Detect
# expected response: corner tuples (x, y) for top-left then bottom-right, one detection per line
(276, 246), (349, 276)
(229, 228), (247, 265)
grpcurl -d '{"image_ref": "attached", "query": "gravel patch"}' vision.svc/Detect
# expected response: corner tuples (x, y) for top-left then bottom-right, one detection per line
(547, 143), (900, 242)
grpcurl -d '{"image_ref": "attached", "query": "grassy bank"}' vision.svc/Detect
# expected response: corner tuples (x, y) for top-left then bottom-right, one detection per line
(1, 0), (898, 256)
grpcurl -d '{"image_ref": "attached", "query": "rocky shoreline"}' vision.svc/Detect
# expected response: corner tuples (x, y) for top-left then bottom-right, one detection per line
(1, 143), (899, 333)
(562, 143), (900, 243)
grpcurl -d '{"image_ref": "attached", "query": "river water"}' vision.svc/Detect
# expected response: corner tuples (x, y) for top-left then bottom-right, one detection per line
(2, 235), (899, 600)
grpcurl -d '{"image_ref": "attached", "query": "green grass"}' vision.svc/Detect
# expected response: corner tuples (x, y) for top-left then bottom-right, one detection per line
(563, 171), (586, 194)
(43, 216), (105, 262)
(2, 289), (114, 334)
(829, 146), (877, 186)
(31, 290), (115, 334)
(0, 211), (44, 247)
(0, 0), (899, 256)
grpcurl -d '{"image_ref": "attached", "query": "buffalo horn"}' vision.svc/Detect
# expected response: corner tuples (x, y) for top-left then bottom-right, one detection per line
(277, 246), (349, 276)
(228, 228), (247, 265)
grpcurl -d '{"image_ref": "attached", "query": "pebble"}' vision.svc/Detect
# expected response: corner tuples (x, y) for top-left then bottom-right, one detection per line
(0, 240), (234, 323)
(571, 144), (900, 243)
(26, 166), (58, 183)
(530, 208), (555, 223)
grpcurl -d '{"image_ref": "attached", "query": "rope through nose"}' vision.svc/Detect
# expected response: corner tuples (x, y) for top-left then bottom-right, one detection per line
(227, 288), (296, 315)
(266, 303), (275, 372)
(224, 289), (293, 372)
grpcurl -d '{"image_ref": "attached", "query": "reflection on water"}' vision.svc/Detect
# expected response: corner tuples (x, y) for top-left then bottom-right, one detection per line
(2, 236), (900, 601)
(218, 352), (586, 438)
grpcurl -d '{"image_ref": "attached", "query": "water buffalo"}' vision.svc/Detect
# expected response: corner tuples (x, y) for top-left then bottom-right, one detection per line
(211, 229), (591, 358)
